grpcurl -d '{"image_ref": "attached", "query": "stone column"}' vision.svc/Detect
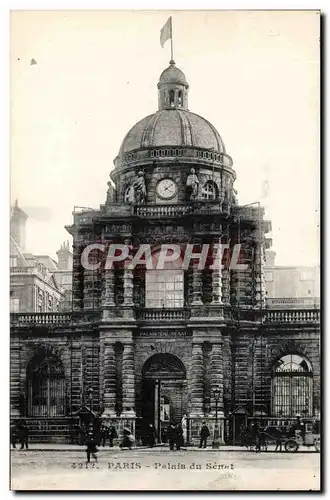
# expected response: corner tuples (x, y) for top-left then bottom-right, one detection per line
(102, 343), (116, 418)
(211, 238), (223, 305)
(221, 228), (230, 306)
(103, 269), (115, 307)
(83, 269), (93, 310)
(191, 265), (203, 305)
(210, 341), (225, 446)
(209, 342), (224, 413)
(190, 343), (204, 416)
(123, 269), (134, 306)
(123, 239), (134, 306)
(121, 342), (135, 416)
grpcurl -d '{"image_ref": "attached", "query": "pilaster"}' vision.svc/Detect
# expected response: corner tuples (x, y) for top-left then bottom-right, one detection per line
(102, 342), (117, 418)
(121, 341), (135, 416)
(190, 342), (204, 417)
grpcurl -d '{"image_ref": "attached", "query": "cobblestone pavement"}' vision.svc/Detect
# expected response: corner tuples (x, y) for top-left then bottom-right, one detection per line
(11, 447), (320, 491)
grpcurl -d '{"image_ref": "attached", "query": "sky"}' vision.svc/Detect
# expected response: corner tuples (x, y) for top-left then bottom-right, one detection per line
(10, 10), (320, 266)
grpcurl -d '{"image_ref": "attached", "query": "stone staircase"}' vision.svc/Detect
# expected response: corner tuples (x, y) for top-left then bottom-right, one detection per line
(12, 418), (75, 443)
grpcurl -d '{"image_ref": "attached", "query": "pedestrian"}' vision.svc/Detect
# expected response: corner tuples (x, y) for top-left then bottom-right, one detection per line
(109, 423), (118, 447)
(11, 423), (18, 449)
(274, 428), (283, 452)
(85, 431), (98, 464)
(146, 423), (156, 448)
(167, 422), (176, 451)
(19, 421), (29, 450)
(251, 421), (261, 452)
(175, 423), (184, 450)
(100, 424), (109, 447)
(120, 427), (134, 450)
(199, 421), (210, 449)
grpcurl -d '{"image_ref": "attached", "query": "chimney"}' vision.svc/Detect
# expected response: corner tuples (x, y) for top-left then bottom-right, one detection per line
(56, 240), (73, 270)
(10, 199), (28, 251)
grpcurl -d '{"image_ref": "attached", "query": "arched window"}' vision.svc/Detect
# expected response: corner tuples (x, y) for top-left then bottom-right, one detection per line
(169, 89), (175, 107)
(272, 354), (313, 417)
(124, 185), (134, 203)
(202, 180), (218, 200)
(27, 347), (65, 417)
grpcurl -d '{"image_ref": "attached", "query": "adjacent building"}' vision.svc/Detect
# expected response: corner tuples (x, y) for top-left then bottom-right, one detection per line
(10, 201), (73, 313)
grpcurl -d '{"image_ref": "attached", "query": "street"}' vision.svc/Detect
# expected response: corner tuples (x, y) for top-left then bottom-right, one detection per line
(11, 447), (320, 491)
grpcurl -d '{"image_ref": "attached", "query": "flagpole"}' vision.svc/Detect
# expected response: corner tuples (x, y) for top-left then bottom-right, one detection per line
(170, 17), (174, 62)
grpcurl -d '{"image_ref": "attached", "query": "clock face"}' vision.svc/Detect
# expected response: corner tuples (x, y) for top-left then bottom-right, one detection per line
(156, 178), (177, 200)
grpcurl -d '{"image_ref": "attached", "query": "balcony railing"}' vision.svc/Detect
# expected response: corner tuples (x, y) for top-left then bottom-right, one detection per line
(135, 200), (231, 218)
(11, 312), (72, 326)
(10, 307), (320, 327)
(137, 308), (191, 321)
(264, 309), (320, 324)
(136, 204), (192, 218)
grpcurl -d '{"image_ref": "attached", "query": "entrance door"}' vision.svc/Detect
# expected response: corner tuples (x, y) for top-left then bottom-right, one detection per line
(142, 353), (186, 441)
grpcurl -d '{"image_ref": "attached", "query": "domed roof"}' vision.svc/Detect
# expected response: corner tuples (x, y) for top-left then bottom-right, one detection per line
(158, 61), (188, 87)
(119, 109), (226, 155)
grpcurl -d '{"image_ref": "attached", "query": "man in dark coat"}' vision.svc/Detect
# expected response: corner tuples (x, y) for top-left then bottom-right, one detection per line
(146, 423), (156, 448)
(199, 422), (210, 449)
(175, 424), (184, 450)
(100, 424), (109, 447)
(19, 422), (29, 450)
(167, 423), (176, 451)
(251, 421), (261, 452)
(109, 424), (118, 447)
(85, 431), (98, 463)
(11, 424), (17, 449)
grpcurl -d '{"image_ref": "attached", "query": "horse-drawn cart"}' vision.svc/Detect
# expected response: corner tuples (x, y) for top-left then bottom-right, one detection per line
(284, 430), (320, 453)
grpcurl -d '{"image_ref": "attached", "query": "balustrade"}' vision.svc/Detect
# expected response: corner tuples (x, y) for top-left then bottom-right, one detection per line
(136, 204), (191, 218)
(10, 313), (72, 325)
(10, 308), (320, 326)
(265, 309), (320, 323)
(137, 308), (190, 321)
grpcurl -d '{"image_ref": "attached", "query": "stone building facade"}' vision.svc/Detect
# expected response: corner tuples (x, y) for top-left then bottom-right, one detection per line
(10, 61), (320, 443)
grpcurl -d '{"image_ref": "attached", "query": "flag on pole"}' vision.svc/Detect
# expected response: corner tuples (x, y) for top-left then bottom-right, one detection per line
(160, 17), (172, 48)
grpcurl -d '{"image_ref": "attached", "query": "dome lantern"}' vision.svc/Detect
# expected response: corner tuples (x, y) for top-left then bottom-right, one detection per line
(157, 61), (189, 110)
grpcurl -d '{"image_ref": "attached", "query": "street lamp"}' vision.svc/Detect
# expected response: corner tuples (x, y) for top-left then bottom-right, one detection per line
(212, 387), (221, 449)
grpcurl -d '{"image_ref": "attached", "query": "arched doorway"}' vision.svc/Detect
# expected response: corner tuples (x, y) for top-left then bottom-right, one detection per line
(142, 353), (186, 441)
(271, 354), (313, 417)
(26, 346), (66, 417)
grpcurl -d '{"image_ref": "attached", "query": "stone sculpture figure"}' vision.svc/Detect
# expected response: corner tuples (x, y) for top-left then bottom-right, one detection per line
(133, 171), (147, 205)
(106, 181), (116, 204)
(186, 168), (199, 200)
